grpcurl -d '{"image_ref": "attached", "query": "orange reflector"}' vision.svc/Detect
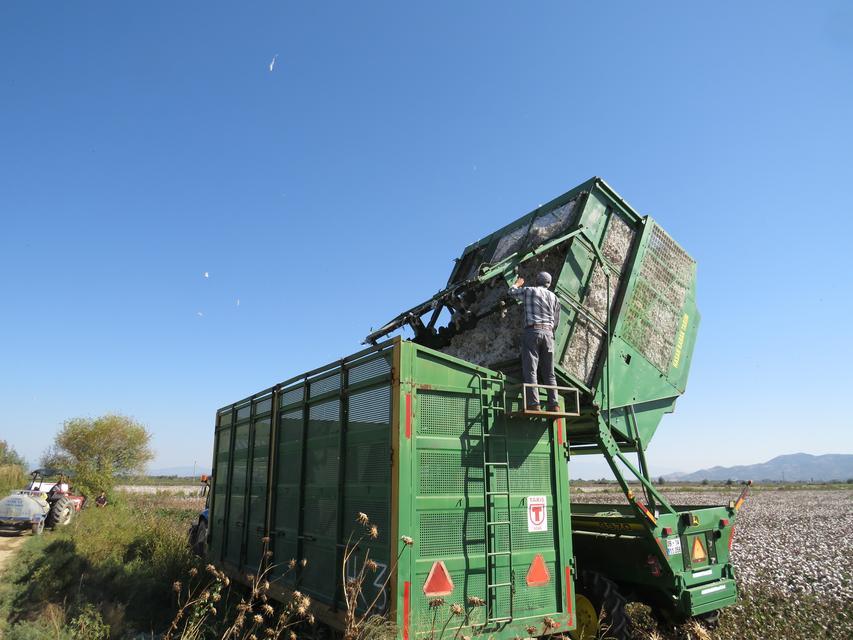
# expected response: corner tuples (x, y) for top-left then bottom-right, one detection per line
(691, 537), (707, 563)
(423, 561), (454, 597)
(526, 554), (551, 587)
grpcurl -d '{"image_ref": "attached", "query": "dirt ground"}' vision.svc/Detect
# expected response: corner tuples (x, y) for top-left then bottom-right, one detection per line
(0, 532), (27, 575)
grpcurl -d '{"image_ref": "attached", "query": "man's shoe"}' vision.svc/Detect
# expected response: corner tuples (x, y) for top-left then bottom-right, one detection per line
(546, 404), (560, 413)
(526, 404), (541, 412)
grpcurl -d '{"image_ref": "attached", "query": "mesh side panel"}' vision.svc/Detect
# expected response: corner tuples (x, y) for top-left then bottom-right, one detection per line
(236, 405), (251, 420)
(253, 397), (272, 414)
(419, 511), (485, 558)
(349, 386), (391, 423)
(271, 410), (302, 577)
(647, 224), (695, 284)
(299, 539), (337, 601)
(309, 399), (340, 422)
(348, 356), (392, 384)
(419, 391), (482, 437)
(310, 373), (341, 397)
(305, 400), (339, 485)
(280, 386), (303, 407)
(622, 225), (695, 373)
(561, 318), (605, 386)
(344, 441), (388, 484)
(302, 495), (336, 532)
(418, 450), (483, 494)
(225, 423), (250, 566)
(341, 498), (390, 546)
(561, 212), (637, 386)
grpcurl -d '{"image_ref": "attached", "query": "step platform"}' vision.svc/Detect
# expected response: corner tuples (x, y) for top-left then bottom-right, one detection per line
(506, 383), (581, 418)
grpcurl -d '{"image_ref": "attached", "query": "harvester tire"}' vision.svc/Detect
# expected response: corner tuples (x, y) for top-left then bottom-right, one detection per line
(46, 496), (74, 528)
(572, 569), (630, 640)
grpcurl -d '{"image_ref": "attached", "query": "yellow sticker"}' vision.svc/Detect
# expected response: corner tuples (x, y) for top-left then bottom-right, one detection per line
(671, 314), (689, 369)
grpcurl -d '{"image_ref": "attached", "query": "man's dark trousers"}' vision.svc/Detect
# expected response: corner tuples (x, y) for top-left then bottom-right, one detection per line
(522, 327), (558, 408)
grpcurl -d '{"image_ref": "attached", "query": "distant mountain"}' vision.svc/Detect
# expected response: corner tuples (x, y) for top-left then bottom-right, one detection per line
(663, 453), (853, 482)
(148, 466), (211, 477)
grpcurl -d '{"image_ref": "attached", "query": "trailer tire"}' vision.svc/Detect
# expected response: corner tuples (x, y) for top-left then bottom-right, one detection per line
(46, 496), (74, 528)
(572, 570), (630, 640)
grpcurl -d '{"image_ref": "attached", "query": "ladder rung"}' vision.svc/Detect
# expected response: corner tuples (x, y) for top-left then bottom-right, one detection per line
(482, 432), (506, 438)
(487, 550), (512, 557)
(484, 461), (508, 467)
(487, 582), (513, 589)
(485, 491), (510, 496)
(486, 520), (511, 526)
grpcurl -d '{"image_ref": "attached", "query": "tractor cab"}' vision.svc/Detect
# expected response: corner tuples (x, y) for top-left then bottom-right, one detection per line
(28, 468), (72, 494)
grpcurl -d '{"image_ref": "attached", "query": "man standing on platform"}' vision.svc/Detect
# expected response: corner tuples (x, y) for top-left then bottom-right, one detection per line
(508, 271), (561, 412)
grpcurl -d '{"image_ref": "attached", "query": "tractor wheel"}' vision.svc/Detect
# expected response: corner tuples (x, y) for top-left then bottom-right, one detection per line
(46, 496), (74, 528)
(31, 519), (44, 536)
(192, 518), (208, 557)
(571, 570), (630, 640)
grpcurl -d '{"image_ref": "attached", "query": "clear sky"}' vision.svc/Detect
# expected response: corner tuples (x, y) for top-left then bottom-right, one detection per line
(1, 2), (851, 477)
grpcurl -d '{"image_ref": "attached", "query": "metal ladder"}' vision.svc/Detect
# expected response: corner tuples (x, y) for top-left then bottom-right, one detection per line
(477, 374), (514, 624)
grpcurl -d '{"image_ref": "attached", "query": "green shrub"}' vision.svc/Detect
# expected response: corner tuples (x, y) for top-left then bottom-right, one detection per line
(0, 493), (200, 638)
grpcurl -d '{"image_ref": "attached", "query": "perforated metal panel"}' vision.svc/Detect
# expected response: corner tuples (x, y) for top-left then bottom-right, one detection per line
(419, 391), (482, 437)
(411, 360), (568, 637)
(419, 510), (485, 558)
(418, 449), (483, 494)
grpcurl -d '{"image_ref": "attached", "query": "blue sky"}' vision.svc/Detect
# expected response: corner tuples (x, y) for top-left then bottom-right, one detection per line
(1, 2), (851, 477)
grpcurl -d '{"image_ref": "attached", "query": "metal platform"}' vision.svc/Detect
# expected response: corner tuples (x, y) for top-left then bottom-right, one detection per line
(506, 383), (581, 418)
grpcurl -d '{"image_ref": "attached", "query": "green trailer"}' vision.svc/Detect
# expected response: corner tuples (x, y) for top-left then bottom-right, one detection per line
(209, 338), (578, 638)
(204, 178), (746, 638)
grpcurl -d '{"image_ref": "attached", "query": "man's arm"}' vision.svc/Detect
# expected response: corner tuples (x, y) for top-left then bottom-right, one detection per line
(552, 294), (561, 333)
(508, 276), (526, 299)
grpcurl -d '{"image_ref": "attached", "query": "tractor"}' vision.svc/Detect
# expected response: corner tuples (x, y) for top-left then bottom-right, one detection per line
(0, 468), (86, 535)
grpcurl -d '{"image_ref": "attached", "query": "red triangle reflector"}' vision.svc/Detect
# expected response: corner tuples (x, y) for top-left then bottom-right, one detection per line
(423, 561), (454, 597)
(526, 554), (551, 587)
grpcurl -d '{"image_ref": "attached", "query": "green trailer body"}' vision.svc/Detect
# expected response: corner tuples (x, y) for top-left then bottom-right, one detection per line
(209, 338), (578, 639)
(206, 178), (744, 637)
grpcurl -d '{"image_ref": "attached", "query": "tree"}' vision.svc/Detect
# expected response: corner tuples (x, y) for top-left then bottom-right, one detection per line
(42, 414), (153, 495)
(0, 440), (27, 494)
(0, 440), (26, 468)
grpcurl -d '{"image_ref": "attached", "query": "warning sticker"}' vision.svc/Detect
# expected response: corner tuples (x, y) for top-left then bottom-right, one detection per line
(666, 538), (682, 556)
(527, 496), (547, 532)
